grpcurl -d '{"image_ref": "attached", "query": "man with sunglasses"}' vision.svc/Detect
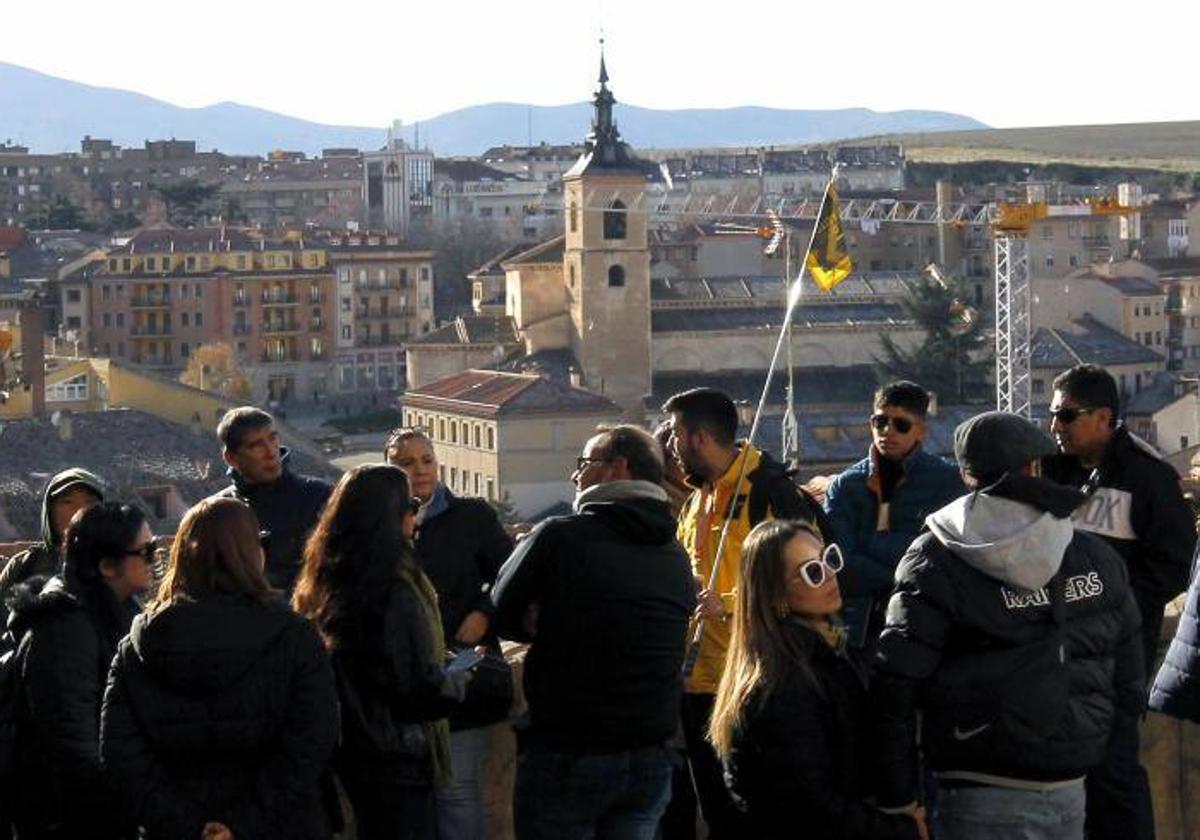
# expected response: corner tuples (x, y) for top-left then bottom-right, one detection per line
(824, 381), (963, 648)
(1041, 363), (1195, 840)
(872, 411), (1143, 840)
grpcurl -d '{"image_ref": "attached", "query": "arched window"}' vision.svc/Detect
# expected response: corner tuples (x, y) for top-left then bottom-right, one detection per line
(603, 200), (626, 240)
(569, 201), (578, 233)
(608, 265), (626, 287)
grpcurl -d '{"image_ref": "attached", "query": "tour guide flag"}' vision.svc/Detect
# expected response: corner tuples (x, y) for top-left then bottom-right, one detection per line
(805, 185), (853, 291)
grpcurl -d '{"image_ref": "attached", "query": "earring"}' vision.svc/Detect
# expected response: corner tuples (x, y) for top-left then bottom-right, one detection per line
(776, 602), (789, 620)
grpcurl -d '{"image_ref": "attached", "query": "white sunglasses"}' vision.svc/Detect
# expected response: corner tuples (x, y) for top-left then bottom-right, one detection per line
(798, 543), (845, 588)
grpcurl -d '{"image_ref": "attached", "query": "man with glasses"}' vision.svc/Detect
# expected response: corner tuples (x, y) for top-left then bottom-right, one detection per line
(824, 381), (963, 648)
(872, 411), (1143, 840)
(492, 425), (696, 840)
(1041, 363), (1195, 840)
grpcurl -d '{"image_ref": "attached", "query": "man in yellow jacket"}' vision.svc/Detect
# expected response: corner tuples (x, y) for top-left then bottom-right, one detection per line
(664, 387), (828, 838)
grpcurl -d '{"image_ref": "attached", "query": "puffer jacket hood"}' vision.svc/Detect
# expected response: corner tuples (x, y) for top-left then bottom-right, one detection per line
(575, 481), (676, 546)
(6, 574), (77, 636)
(39, 468), (106, 547)
(128, 593), (293, 696)
(926, 493), (1074, 592)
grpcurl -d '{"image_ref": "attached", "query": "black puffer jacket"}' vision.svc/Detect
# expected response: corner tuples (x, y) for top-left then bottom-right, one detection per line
(414, 487), (513, 648)
(8, 575), (138, 839)
(214, 449), (331, 593)
(724, 620), (918, 840)
(100, 593), (339, 840)
(492, 482), (696, 753)
(872, 476), (1144, 807)
(331, 576), (469, 784)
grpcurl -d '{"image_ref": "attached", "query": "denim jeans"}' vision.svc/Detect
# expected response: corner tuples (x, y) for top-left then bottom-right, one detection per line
(937, 781), (1086, 840)
(435, 726), (491, 840)
(515, 744), (673, 840)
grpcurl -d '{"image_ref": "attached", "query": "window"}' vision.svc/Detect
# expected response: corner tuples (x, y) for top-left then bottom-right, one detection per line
(186, 255), (196, 270)
(103, 313), (112, 328)
(439, 418), (446, 441)
(462, 470), (471, 492)
(473, 425), (481, 448)
(450, 467), (458, 487)
(195, 284), (202, 298)
(1045, 255), (1054, 269)
(569, 264), (576, 289)
(604, 200), (627, 240)
(147, 257), (156, 271)
(47, 374), (88, 402)
(450, 421), (458, 443)
(195, 312), (203, 327)
(486, 478), (495, 501)
(181, 312), (190, 327)
(421, 267), (429, 282)
(608, 265), (626, 287)
(236, 254), (247, 269)
(487, 426), (495, 450)
(116, 313), (125, 327)
(341, 325), (351, 340)
(180, 342), (190, 358)
(569, 201), (578, 233)
(102, 285), (112, 301)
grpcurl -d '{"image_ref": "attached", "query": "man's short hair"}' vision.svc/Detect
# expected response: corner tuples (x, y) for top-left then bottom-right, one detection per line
(1052, 364), (1120, 425)
(662, 388), (738, 447)
(595, 425), (665, 485)
(217, 407), (275, 453)
(874, 380), (931, 418)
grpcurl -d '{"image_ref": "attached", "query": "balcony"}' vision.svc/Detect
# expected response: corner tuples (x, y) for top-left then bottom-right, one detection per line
(131, 294), (171, 308)
(260, 351), (301, 364)
(355, 334), (401, 348)
(131, 324), (173, 337)
(354, 278), (404, 292)
(233, 294), (250, 307)
(261, 290), (298, 305)
(309, 318), (323, 332)
(308, 292), (325, 304)
(232, 323), (253, 336)
(134, 354), (175, 367)
(262, 320), (302, 335)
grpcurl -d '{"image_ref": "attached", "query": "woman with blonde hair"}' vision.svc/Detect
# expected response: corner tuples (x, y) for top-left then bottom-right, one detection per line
(101, 497), (339, 840)
(708, 519), (925, 840)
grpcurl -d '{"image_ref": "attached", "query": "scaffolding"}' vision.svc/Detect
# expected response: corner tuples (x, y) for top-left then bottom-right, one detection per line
(993, 235), (1031, 417)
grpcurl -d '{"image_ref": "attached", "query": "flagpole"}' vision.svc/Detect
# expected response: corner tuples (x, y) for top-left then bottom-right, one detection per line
(682, 165), (842, 677)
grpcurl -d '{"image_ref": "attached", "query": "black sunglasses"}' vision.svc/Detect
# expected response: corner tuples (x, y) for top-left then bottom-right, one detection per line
(870, 413), (914, 434)
(125, 536), (162, 563)
(1049, 406), (1097, 425)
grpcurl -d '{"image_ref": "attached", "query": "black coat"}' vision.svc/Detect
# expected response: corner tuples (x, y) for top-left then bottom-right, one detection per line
(331, 576), (468, 785)
(871, 478), (1144, 807)
(724, 621), (918, 840)
(491, 489), (696, 753)
(8, 575), (138, 839)
(100, 593), (339, 840)
(413, 488), (513, 647)
(1149, 543), (1200, 722)
(215, 451), (331, 593)
(1043, 425), (1196, 602)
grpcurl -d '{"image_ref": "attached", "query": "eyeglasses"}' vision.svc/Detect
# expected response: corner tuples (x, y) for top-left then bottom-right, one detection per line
(1049, 406), (1097, 425)
(797, 543), (845, 588)
(125, 537), (162, 563)
(870, 413), (915, 434)
(575, 456), (610, 473)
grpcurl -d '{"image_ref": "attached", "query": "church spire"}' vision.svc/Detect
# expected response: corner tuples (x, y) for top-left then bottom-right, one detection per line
(565, 39), (636, 176)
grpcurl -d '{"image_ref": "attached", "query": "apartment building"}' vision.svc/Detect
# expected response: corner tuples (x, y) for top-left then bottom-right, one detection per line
(88, 227), (336, 402)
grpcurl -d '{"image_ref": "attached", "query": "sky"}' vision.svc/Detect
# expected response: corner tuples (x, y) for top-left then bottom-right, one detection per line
(3, 0), (1195, 131)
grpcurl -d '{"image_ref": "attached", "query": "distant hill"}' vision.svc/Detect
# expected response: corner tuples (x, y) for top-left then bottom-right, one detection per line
(0, 61), (986, 157)
(859, 121), (1200, 172)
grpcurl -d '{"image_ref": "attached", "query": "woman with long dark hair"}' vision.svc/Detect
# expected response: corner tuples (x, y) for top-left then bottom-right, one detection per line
(100, 497), (339, 840)
(707, 520), (926, 840)
(385, 427), (514, 840)
(7, 501), (154, 839)
(293, 464), (473, 840)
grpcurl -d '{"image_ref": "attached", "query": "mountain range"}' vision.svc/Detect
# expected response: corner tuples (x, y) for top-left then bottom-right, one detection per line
(0, 61), (987, 158)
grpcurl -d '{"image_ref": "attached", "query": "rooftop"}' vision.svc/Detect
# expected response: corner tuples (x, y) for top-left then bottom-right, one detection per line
(410, 315), (520, 347)
(501, 235), (566, 267)
(651, 301), (910, 333)
(402, 369), (618, 418)
(1031, 314), (1164, 369)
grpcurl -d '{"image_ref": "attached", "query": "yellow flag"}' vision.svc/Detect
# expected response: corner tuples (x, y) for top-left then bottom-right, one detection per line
(806, 184), (853, 292)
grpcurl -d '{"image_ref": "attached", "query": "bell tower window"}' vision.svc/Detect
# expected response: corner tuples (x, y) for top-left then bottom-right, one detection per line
(608, 265), (626, 287)
(603, 200), (626, 240)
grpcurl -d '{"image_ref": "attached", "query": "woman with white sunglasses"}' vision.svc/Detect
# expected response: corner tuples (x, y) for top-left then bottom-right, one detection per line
(707, 519), (928, 840)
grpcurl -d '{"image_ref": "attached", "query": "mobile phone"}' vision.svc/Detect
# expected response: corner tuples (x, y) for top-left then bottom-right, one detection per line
(447, 648), (484, 675)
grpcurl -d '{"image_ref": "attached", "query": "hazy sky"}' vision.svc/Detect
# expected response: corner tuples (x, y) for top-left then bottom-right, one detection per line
(4, 0), (1193, 130)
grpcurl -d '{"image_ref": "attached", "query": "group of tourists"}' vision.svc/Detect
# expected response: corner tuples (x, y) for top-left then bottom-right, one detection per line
(0, 362), (1197, 840)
